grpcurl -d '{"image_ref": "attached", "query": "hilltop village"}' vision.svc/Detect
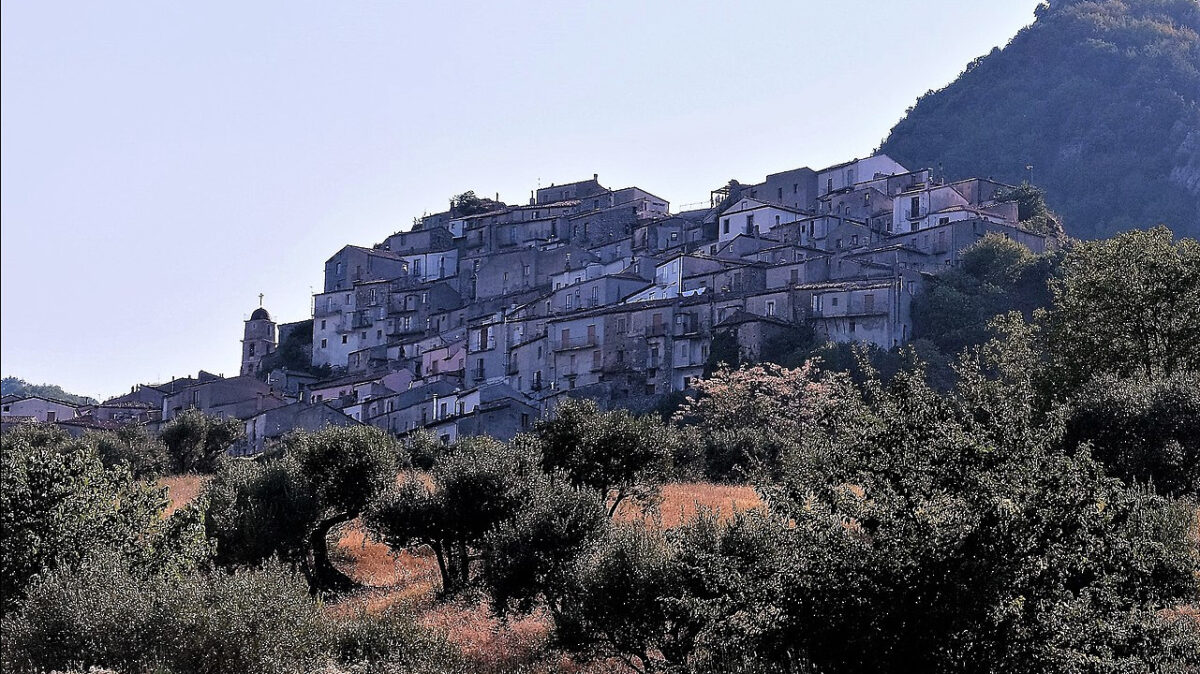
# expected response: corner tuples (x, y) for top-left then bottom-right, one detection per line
(3, 154), (1048, 450)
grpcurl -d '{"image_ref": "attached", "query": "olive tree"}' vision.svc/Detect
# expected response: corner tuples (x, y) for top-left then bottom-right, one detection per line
(534, 398), (674, 515)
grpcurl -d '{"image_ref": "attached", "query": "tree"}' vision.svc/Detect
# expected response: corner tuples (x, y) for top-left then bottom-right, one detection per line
(203, 454), (318, 569)
(1047, 227), (1200, 387)
(366, 436), (533, 595)
(747, 355), (1200, 672)
(161, 409), (245, 473)
(912, 233), (1059, 356)
(534, 398), (674, 516)
(551, 512), (792, 674)
(450, 190), (502, 217)
(286, 425), (399, 594)
(1064, 372), (1200, 496)
(994, 184), (1067, 240)
(0, 425), (207, 609)
(675, 361), (848, 480)
(482, 474), (609, 616)
(82, 424), (170, 478)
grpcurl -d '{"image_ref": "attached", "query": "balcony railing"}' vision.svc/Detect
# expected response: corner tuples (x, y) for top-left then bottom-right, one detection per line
(552, 335), (598, 350)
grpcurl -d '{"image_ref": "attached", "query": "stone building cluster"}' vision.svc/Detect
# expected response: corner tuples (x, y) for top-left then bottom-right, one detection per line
(4, 154), (1046, 450)
(237, 154), (1046, 445)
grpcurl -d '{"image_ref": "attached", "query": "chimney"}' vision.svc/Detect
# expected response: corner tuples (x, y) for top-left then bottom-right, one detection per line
(593, 173), (598, 181)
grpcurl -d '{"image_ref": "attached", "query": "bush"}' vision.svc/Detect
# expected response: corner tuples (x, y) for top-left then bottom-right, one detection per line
(367, 436), (538, 595)
(0, 427), (202, 609)
(203, 455), (317, 568)
(1, 553), (460, 674)
(82, 424), (170, 478)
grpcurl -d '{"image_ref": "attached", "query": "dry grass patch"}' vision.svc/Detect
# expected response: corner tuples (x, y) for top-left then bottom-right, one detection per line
(617, 482), (763, 528)
(158, 474), (209, 516)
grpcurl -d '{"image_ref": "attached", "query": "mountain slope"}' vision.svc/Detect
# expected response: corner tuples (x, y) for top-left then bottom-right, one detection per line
(1, 376), (96, 406)
(880, 0), (1200, 238)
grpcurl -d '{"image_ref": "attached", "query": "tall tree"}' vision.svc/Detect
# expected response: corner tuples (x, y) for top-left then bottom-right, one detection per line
(1047, 227), (1200, 387)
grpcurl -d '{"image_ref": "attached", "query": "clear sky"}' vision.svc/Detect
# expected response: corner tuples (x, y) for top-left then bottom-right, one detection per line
(1, 1), (1042, 400)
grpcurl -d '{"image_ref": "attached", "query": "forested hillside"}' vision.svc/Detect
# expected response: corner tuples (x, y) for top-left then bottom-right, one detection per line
(1, 376), (96, 406)
(880, 0), (1200, 238)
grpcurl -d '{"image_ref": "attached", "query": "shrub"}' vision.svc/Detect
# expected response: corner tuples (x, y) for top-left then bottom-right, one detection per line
(81, 424), (170, 478)
(0, 427), (201, 609)
(1, 553), (461, 674)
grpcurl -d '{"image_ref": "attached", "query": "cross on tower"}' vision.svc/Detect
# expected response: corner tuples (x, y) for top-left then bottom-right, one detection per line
(258, 293), (264, 307)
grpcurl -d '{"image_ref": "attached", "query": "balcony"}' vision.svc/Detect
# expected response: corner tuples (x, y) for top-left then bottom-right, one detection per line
(552, 335), (598, 351)
(644, 323), (668, 337)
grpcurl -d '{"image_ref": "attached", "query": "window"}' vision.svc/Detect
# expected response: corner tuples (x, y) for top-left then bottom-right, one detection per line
(849, 321), (856, 333)
(791, 268), (800, 283)
(777, 187), (783, 200)
(320, 319), (326, 330)
(722, 218), (730, 234)
(864, 294), (875, 312)
(793, 183), (798, 194)
(592, 350), (601, 370)
(766, 300), (776, 316)
(341, 335), (348, 344)
(910, 196), (921, 219)
(320, 338), (328, 348)
(831, 297), (839, 307)
(360, 331), (366, 340)
(746, 214), (755, 233)
(248, 343), (256, 356)
(775, 214), (781, 227)
(377, 329), (383, 339)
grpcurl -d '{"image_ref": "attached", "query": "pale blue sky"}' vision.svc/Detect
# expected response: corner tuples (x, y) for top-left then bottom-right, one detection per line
(1, 1), (1042, 400)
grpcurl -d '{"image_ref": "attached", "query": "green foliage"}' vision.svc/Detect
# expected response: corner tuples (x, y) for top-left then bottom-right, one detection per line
(912, 233), (1059, 356)
(450, 190), (502, 217)
(204, 425), (398, 595)
(1047, 227), (1200, 388)
(482, 475), (609, 616)
(403, 427), (447, 470)
(1, 376), (96, 405)
(702, 330), (741, 376)
(1065, 372), (1200, 496)
(880, 0), (1200, 237)
(0, 426), (208, 610)
(366, 436), (537, 595)
(81, 424), (170, 478)
(534, 398), (674, 515)
(256, 319), (328, 378)
(1, 553), (458, 674)
(203, 455), (318, 568)
(160, 409), (245, 473)
(552, 512), (793, 674)
(994, 184), (1066, 239)
(751, 356), (1200, 672)
(675, 362), (850, 481)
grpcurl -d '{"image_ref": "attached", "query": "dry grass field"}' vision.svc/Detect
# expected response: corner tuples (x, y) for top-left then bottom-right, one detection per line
(158, 476), (763, 669)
